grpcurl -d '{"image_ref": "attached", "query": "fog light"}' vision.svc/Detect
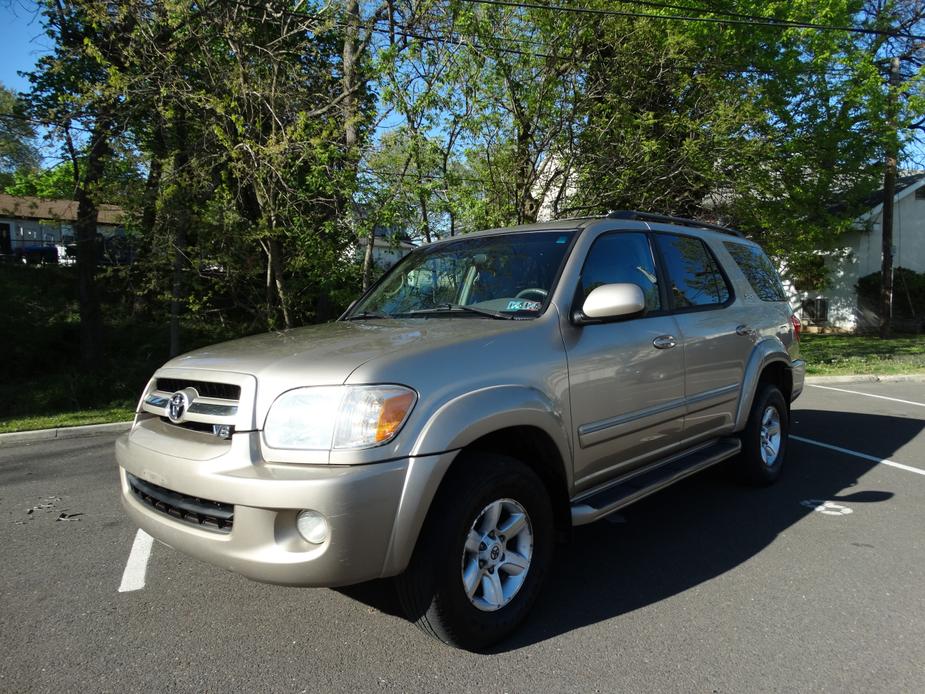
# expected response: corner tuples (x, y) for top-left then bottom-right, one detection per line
(296, 510), (329, 544)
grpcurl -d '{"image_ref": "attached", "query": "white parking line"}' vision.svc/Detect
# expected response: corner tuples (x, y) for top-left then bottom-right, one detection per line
(118, 529), (154, 592)
(808, 384), (925, 408)
(791, 435), (925, 477)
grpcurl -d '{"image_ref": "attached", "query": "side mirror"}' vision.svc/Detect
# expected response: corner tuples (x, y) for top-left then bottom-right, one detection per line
(574, 283), (646, 324)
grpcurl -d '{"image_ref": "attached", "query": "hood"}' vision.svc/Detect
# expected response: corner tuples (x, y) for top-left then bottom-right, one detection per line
(165, 319), (523, 382)
(162, 318), (529, 419)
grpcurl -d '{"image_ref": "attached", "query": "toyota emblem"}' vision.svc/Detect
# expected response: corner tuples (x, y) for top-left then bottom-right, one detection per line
(168, 391), (189, 423)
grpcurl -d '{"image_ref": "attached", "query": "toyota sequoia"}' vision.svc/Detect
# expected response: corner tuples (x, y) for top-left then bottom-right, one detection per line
(116, 211), (805, 650)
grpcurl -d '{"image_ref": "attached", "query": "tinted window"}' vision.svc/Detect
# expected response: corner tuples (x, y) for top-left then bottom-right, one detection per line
(655, 234), (730, 308)
(578, 233), (660, 312)
(724, 242), (786, 302)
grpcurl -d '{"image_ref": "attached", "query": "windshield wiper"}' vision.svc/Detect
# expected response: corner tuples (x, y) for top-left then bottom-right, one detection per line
(344, 311), (392, 321)
(402, 303), (514, 320)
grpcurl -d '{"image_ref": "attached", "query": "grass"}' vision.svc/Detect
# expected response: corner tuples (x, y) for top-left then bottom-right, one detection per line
(800, 333), (925, 376)
(0, 407), (135, 434)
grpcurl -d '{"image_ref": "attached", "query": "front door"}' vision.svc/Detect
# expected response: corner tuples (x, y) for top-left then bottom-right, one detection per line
(563, 231), (686, 493)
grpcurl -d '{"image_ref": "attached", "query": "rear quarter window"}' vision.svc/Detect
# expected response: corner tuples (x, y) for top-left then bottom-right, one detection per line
(655, 233), (731, 309)
(724, 242), (786, 302)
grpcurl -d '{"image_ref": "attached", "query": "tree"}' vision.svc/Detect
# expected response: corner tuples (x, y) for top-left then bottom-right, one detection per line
(0, 83), (40, 183)
(25, 0), (139, 368)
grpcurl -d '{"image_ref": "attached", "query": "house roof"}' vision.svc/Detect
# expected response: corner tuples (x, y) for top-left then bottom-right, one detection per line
(862, 173), (925, 209)
(0, 194), (124, 225)
(855, 173), (925, 225)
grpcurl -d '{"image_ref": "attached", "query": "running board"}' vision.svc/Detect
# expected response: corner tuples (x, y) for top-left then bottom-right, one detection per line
(571, 438), (742, 526)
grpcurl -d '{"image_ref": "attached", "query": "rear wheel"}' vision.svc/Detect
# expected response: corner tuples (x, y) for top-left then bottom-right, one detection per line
(739, 384), (789, 485)
(395, 453), (554, 651)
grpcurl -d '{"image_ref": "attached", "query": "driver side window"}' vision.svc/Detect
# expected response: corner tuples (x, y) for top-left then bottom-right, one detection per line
(578, 233), (661, 312)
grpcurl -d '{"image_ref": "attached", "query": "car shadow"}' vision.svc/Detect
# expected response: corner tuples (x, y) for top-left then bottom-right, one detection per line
(337, 409), (921, 652)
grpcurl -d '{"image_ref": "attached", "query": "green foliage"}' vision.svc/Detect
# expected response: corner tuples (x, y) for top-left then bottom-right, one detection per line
(0, 83), (39, 175)
(3, 163), (75, 198)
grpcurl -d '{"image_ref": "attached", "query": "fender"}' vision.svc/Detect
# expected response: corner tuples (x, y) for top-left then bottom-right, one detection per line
(409, 384), (573, 479)
(733, 337), (794, 431)
(379, 385), (573, 577)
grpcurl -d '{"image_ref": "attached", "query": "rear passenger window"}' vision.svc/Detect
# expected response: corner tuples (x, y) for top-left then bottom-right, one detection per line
(724, 242), (786, 302)
(578, 233), (660, 312)
(655, 234), (730, 309)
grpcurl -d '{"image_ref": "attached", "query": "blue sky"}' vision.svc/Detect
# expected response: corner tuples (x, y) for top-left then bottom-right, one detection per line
(0, 1), (47, 95)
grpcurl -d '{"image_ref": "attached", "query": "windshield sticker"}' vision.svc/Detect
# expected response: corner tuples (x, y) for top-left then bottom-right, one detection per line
(506, 299), (542, 312)
(556, 235), (568, 244)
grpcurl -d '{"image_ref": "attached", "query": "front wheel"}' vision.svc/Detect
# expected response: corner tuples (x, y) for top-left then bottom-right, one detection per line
(739, 384), (789, 485)
(395, 453), (554, 651)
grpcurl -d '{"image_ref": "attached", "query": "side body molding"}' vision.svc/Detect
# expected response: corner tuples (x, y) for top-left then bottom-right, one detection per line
(733, 337), (794, 431)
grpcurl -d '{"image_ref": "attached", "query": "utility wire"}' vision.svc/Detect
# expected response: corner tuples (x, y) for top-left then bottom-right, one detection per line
(365, 24), (870, 78)
(460, 0), (925, 41)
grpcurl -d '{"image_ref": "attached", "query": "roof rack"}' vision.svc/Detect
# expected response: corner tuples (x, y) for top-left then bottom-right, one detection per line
(606, 210), (743, 238)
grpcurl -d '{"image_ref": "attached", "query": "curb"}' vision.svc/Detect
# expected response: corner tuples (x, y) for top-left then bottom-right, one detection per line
(805, 374), (925, 385)
(0, 421), (132, 446)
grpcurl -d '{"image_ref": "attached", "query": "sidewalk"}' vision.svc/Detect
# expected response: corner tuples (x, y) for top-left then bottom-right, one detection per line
(0, 421), (132, 446)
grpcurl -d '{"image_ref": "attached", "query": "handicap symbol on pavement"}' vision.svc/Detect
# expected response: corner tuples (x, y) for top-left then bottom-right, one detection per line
(800, 499), (853, 516)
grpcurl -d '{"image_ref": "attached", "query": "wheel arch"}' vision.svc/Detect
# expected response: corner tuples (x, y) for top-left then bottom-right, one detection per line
(383, 385), (574, 576)
(734, 338), (794, 431)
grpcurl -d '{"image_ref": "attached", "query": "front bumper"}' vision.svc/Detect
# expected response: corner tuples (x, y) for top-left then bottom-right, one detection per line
(116, 420), (455, 587)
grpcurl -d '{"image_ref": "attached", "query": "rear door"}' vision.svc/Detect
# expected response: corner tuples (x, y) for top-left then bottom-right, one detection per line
(652, 232), (751, 441)
(564, 231), (686, 493)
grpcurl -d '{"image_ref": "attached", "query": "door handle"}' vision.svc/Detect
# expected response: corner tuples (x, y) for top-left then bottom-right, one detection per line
(653, 335), (677, 349)
(735, 324), (757, 337)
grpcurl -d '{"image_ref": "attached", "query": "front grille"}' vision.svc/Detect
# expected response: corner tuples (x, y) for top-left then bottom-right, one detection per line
(128, 474), (234, 533)
(159, 417), (222, 435)
(156, 378), (241, 401)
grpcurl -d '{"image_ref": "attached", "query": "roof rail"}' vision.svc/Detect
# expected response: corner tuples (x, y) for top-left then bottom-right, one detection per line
(606, 210), (743, 238)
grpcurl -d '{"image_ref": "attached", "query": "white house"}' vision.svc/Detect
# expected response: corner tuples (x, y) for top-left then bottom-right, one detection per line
(0, 194), (124, 262)
(352, 226), (416, 272)
(793, 173), (925, 331)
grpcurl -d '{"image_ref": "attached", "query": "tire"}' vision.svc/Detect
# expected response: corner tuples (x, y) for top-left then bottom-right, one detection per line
(395, 453), (554, 651)
(738, 384), (789, 485)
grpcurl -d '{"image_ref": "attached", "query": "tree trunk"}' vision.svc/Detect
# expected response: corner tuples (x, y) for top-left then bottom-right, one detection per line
(73, 121), (111, 369)
(362, 228), (376, 290)
(516, 124), (538, 224)
(169, 119), (191, 356)
(418, 190), (432, 243)
(169, 219), (188, 357)
(343, 0), (374, 289)
(269, 237), (291, 329)
(879, 57), (901, 340)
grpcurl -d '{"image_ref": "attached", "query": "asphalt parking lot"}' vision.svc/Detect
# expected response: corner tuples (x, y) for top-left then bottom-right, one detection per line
(1, 381), (924, 693)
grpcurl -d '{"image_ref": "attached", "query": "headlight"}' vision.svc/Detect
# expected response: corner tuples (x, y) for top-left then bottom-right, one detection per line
(263, 385), (417, 450)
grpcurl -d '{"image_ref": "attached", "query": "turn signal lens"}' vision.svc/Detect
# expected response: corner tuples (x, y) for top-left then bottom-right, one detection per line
(376, 391), (416, 442)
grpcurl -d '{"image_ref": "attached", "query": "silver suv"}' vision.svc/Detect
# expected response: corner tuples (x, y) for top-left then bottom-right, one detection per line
(117, 211), (804, 650)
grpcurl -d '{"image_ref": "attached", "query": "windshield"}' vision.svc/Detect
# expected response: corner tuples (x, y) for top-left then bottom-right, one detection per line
(347, 230), (576, 319)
